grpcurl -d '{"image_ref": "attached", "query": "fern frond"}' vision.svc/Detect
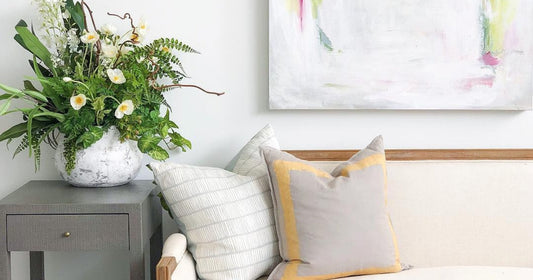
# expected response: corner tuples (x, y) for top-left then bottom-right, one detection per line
(152, 38), (199, 54)
(13, 134), (29, 159)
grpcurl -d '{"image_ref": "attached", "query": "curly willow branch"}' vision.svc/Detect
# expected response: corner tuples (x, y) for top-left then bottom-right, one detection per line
(80, 1), (101, 60)
(107, 12), (141, 67)
(146, 53), (224, 96)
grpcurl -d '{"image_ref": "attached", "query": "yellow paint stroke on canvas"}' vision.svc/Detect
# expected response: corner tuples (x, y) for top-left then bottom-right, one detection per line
(482, 0), (517, 65)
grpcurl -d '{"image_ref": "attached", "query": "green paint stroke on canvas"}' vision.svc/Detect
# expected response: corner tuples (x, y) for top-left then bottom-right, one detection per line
(481, 0), (518, 65)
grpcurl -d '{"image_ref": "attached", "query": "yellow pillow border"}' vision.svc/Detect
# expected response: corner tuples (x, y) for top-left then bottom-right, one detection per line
(272, 154), (401, 280)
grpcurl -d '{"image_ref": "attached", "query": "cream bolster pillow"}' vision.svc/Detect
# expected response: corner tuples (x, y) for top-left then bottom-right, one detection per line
(261, 136), (401, 280)
(162, 233), (197, 280)
(151, 124), (281, 280)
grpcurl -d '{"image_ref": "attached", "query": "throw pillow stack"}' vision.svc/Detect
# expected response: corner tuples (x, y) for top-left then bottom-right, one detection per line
(151, 126), (402, 280)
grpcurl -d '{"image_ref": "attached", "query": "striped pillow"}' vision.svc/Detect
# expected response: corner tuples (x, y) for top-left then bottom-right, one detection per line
(151, 125), (281, 280)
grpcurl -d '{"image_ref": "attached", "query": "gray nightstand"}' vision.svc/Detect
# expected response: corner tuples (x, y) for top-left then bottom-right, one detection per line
(0, 180), (162, 280)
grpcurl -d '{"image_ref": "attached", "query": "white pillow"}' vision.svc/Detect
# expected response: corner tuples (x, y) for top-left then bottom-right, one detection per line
(151, 125), (281, 280)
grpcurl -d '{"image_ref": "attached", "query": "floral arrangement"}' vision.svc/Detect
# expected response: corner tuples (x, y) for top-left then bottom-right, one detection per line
(0, 0), (222, 173)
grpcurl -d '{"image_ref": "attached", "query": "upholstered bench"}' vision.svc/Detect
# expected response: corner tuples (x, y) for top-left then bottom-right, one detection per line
(156, 149), (533, 280)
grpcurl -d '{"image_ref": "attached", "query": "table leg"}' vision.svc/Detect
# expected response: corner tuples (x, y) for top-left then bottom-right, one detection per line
(150, 225), (163, 280)
(30, 251), (44, 280)
(130, 249), (146, 280)
(0, 250), (10, 280)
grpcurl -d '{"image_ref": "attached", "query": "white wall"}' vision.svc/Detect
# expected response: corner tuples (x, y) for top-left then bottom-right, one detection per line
(1, 0), (532, 279)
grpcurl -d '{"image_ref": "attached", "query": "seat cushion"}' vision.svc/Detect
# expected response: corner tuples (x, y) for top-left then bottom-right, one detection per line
(335, 266), (533, 280)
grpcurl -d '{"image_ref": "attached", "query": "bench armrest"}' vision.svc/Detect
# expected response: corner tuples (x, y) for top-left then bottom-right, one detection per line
(156, 233), (196, 280)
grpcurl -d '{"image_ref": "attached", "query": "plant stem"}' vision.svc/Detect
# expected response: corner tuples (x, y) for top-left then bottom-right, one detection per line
(88, 46), (93, 77)
(81, 44), (89, 80)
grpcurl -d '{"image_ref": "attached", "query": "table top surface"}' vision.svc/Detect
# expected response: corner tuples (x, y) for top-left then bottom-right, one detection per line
(0, 180), (157, 206)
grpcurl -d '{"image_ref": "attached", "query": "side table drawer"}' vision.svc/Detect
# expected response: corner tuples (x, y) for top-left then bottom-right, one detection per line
(7, 214), (129, 251)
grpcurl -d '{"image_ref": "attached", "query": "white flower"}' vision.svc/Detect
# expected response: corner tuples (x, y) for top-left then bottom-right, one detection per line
(137, 18), (148, 35)
(63, 77), (72, 82)
(80, 31), (100, 44)
(136, 57), (145, 63)
(101, 43), (118, 58)
(70, 94), (87, 110)
(106, 69), (126, 84)
(120, 46), (132, 55)
(100, 24), (117, 36)
(33, 0), (67, 51)
(130, 31), (144, 43)
(115, 100), (134, 119)
(66, 28), (80, 53)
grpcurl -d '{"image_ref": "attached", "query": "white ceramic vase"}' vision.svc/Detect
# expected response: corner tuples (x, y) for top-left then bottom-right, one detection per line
(55, 126), (143, 187)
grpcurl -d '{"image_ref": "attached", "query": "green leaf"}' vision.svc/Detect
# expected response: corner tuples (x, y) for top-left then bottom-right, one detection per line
(76, 126), (103, 149)
(0, 98), (12, 115)
(157, 192), (173, 219)
(23, 90), (47, 102)
(14, 34), (30, 52)
(169, 132), (191, 151)
(28, 60), (52, 77)
(33, 57), (62, 109)
(0, 94), (15, 101)
(168, 120), (179, 129)
(65, 0), (86, 32)
(0, 83), (24, 97)
(23, 80), (39, 92)
(0, 123), (31, 142)
(148, 146), (169, 160)
(92, 96), (106, 111)
(15, 20), (55, 74)
(150, 110), (159, 120)
(33, 111), (65, 122)
(160, 124), (169, 138)
(137, 134), (162, 153)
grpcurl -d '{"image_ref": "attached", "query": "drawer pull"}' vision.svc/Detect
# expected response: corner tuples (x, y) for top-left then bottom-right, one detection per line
(63, 232), (71, 238)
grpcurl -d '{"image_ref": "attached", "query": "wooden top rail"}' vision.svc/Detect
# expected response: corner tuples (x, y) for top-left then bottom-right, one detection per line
(285, 149), (533, 161)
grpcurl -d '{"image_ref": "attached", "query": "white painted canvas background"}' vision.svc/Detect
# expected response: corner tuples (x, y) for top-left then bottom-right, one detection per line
(269, 0), (533, 109)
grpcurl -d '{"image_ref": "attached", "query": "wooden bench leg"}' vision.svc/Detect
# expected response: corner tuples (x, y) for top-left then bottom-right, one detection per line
(156, 257), (177, 280)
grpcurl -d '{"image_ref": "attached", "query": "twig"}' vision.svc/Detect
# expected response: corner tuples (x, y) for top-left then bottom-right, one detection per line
(156, 84), (225, 96)
(107, 12), (140, 67)
(145, 54), (224, 96)
(81, 1), (98, 32)
(80, 1), (101, 61)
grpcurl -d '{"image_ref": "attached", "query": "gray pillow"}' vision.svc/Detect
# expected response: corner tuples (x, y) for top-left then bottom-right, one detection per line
(261, 136), (401, 280)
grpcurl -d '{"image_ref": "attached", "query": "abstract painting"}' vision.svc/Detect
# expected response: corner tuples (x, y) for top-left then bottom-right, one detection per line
(269, 0), (533, 109)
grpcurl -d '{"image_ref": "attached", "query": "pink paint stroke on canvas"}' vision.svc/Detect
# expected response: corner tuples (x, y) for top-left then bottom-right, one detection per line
(461, 76), (496, 90)
(482, 52), (500, 66)
(299, 0), (304, 30)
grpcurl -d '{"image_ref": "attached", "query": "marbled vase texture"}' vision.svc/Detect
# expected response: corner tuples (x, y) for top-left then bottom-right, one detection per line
(55, 126), (143, 187)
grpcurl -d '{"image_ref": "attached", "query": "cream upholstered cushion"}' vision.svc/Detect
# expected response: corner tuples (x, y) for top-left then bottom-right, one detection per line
(258, 267), (533, 280)
(262, 136), (401, 280)
(151, 125), (281, 280)
(332, 266), (533, 280)
(162, 233), (196, 280)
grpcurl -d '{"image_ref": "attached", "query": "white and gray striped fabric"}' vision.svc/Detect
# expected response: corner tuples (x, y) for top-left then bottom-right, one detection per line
(151, 125), (281, 280)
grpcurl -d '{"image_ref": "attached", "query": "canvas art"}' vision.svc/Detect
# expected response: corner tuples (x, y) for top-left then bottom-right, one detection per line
(269, 0), (533, 110)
